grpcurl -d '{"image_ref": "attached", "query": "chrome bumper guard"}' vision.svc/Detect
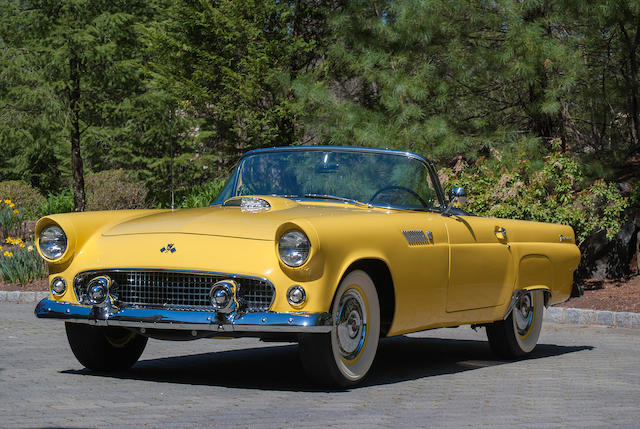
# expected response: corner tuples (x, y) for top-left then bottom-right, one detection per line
(35, 299), (333, 333)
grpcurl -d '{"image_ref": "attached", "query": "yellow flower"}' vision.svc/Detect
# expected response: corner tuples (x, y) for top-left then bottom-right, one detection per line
(0, 245), (2, 251)
(3, 199), (10, 204)
(3, 250), (13, 258)
(15, 237), (22, 244)
(5, 237), (11, 244)
(9, 203), (15, 208)
(13, 209), (19, 215)
(27, 245), (33, 252)
(19, 243), (25, 248)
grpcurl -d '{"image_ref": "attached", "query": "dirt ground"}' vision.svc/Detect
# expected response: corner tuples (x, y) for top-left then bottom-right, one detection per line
(0, 278), (48, 292)
(556, 276), (640, 313)
(2, 275), (639, 313)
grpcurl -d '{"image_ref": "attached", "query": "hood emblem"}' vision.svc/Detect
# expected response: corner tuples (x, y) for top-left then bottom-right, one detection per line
(160, 243), (176, 254)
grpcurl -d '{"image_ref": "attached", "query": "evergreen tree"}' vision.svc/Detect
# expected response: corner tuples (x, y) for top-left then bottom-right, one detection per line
(146, 0), (321, 170)
(0, 0), (166, 210)
(558, 0), (640, 175)
(294, 0), (582, 164)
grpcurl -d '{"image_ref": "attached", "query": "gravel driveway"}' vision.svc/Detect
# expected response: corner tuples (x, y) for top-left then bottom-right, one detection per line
(1, 302), (639, 428)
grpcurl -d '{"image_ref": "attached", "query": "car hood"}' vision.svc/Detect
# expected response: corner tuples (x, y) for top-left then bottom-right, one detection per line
(101, 196), (371, 241)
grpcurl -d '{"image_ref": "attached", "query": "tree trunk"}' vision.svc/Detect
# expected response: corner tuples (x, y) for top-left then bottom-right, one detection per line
(70, 52), (85, 212)
(620, 22), (640, 155)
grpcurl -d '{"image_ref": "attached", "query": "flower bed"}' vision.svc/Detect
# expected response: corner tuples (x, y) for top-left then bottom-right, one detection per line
(0, 199), (46, 286)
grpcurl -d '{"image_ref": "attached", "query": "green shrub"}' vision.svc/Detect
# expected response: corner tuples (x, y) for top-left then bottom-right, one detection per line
(38, 189), (75, 217)
(180, 178), (226, 208)
(0, 240), (46, 285)
(0, 180), (45, 220)
(86, 170), (149, 211)
(442, 147), (629, 246)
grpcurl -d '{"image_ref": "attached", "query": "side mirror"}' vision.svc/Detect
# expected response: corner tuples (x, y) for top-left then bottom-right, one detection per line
(448, 187), (467, 206)
(442, 186), (467, 216)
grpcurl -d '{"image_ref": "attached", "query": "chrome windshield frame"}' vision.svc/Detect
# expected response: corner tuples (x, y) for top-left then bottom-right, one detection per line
(214, 146), (446, 210)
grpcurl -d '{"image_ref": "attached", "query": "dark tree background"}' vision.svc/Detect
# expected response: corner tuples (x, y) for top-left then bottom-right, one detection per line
(1, 0), (638, 215)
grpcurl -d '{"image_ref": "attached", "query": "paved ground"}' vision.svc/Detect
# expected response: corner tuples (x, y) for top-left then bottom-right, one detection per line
(1, 303), (639, 428)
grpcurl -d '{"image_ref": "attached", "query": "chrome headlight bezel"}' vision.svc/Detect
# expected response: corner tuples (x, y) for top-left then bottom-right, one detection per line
(50, 277), (67, 296)
(278, 230), (311, 267)
(38, 225), (68, 261)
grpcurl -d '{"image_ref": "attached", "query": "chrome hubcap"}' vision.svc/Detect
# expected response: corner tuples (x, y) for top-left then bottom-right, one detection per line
(336, 289), (367, 360)
(514, 292), (534, 336)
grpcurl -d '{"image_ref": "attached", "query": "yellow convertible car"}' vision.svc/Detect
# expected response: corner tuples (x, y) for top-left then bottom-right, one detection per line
(35, 146), (580, 386)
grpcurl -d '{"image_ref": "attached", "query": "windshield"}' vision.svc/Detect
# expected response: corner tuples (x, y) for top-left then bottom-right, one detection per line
(216, 148), (442, 210)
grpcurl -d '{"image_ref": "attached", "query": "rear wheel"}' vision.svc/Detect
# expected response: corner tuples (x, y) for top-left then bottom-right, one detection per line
(65, 322), (148, 371)
(486, 290), (544, 359)
(299, 270), (380, 387)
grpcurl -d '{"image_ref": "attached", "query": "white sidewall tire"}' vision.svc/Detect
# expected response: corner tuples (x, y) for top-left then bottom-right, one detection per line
(330, 269), (380, 383)
(512, 290), (544, 354)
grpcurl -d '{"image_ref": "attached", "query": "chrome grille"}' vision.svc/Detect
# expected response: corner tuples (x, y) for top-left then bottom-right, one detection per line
(73, 270), (274, 312)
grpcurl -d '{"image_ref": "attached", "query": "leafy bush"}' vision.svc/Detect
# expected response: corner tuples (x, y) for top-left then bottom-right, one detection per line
(0, 239), (46, 285)
(38, 189), (75, 217)
(442, 147), (629, 246)
(85, 170), (149, 211)
(0, 181), (45, 220)
(180, 178), (226, 208)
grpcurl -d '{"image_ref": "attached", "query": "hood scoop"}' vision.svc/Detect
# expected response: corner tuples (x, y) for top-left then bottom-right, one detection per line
(223, 196), (272, 212)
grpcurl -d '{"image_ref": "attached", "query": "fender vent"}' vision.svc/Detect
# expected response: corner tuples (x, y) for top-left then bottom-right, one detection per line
(402, 230), (432, 246)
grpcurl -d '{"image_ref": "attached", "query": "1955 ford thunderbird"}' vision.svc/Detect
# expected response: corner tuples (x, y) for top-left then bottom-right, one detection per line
(35, 146), (580, 386)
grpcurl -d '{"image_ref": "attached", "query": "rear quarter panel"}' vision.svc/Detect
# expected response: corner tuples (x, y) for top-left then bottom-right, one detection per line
(502, 219), (581, 305)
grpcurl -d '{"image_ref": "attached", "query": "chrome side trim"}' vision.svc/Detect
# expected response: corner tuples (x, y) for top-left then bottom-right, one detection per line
(503, 288), (552, 320)
(35, 299), (333, 334)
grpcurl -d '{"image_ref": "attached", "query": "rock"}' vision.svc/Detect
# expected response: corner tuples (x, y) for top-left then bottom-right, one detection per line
(577, 207), (639, 280)
(597, 311), (614, 326)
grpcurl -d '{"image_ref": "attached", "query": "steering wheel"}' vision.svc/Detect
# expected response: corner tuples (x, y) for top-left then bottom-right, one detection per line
(369, 185), (429, 208)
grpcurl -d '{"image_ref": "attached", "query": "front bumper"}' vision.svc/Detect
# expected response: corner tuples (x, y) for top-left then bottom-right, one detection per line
(35, 299), (333, 334)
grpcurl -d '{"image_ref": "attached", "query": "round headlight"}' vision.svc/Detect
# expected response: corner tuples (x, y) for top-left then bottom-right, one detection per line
(39, 225), (67, 260)
(278, 230), (310, 267)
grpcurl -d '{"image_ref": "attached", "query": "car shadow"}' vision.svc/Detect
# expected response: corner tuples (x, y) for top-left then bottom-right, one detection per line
(61, 336), (593, 392)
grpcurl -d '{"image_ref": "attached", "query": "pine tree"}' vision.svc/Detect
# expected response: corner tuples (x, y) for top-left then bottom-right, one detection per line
(0, 0), (165, 210)
(293, 0), (582, 164)
(146, 0), (319, 168)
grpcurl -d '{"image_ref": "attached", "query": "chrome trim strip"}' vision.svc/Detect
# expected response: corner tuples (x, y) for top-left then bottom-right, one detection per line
(74, 268), (273, 284)
(243, 145), (432, 165)
(35, 299), (333, 334)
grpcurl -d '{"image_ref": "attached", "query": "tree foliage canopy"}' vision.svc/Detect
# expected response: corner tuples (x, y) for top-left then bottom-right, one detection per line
(0, 0), (637, 220)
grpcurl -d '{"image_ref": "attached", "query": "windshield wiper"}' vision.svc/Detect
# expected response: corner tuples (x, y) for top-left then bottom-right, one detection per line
(300, 194), (371, 207)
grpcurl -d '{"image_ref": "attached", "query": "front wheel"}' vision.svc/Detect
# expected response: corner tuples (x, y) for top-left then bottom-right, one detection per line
(486, 290), (544, 359)
(65, 322), (148, 371)
(299, 270), (381, 387)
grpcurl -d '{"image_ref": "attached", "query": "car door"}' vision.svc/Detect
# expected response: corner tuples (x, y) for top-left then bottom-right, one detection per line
(443, 215), (515, 312)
